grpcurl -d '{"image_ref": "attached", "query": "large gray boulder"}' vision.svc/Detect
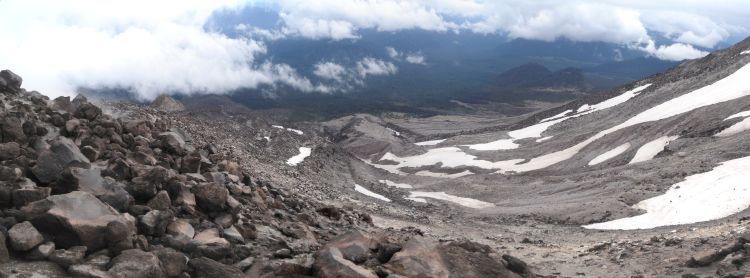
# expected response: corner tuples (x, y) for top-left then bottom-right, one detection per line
(21, 191), (135, 251)
(0, 69), (22, 92)
(31, 137), (90, 184)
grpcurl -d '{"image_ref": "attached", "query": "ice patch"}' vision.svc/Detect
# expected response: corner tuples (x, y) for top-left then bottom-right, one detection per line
(630, 136), (678, 164)
(584, 156), (750, 230)
(408, 191), (494, 209)
(379, 180), (413, 189)
(354, 184), (391, 202)
(272, 125), (304, 135)
(464, 139), (519, 151)
(716, 117), (750, 137)
(415, 139), (446, 146)
(742, 49), (750, 55)
(415, 170), (473, 178)
(286, 147), (311, 166)
(589, 143), (631, 166)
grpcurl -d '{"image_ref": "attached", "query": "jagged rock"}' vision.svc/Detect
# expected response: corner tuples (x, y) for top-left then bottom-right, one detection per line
(12, 183), (51, 208)
(1, 116), (26, 143)
(325, 231), (375, 264)
(0, 165), (22, 182)
(155, 248), (188, 277)
(193, 228), (229, 247)
(0, 232), (9, 263)
(188, 257), (243, 278)
(180, 152), (202, 173)
(376, 242), (401, 263)
(108, 249), (166, 278)
(159, 132), (186, 155)
(8, 221), (44, 251)
(65, 118), (81, 133)
(167, 219), (195, 239)
(147, 190), (172, 211)
(49, 245), (87, 268)
(68, 264), (111, 278)
(150, 95), (185, 112)
(50, 96), (73, 112)
(222, 226), (244, 244)
(81, 145), (100, 161)
(27, 241), (55, 260)
(74, 103), (102, 121)
(313, 246), (378, 278)
(31, 137), (90, 183)
(140, 210), (172, 236)
(0, 69), (23, 92)
(193, 183), (228, 212)
(22, 191), (135, 251)
(0, 142), (20, 160)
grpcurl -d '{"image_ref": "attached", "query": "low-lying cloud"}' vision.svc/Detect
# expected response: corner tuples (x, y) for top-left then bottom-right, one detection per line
(313, 58), (398, 90)
(385, 47), (427, 65)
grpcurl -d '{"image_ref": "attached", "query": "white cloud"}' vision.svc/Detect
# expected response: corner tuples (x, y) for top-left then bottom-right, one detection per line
(0, 0), (331, 99)
(385, 46), (427, 65)
(313, 62), (347, 82)
(385, 47), (400, 59)
(639, 40), (709, 61)
(356, 58), (398, 78)
(405, 53), (427, 65)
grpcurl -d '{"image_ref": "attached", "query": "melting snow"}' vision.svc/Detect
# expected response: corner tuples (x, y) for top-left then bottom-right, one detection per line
(589, 143), (631, 166)
(415, 170), (473, 178)
(272, 125), (304, 135)
(536, 136), (553, 142)
(629, 136), (678, 164)
(584, 156), (750, 230)
(415, 139), (446, 146)
(717, 117), (750, 137)
(379, 180), (413, 189)
(726, 110), (750, 120)
(286, 147), (311, 166)
(354, 184), (391, 202)
(408, 191), (494, 209)
(466, 84), (652, 151)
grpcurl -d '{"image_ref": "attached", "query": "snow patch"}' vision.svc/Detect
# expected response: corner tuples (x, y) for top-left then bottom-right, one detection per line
(742, 49), (750, 55)
(466, 84), (651, 151)
(629, 136), (677, 164)
(584, 156), (750, 230)
(286, 147), (311, 166)
(536, 136), (553, 143)
(725, 110), (750, 120)
(415, 139), (446, 146)
(415, 170), (473, 178)
(354, 184), (391, 202)
(589, 143), (631, 166)
(379, 180), (413, 189)
(408, 191), (494, 209)
(405, 197), (427, 203)
(717, 117), (750, 137)
(272, 125), (304, 135)
(263, 136), (271, 141)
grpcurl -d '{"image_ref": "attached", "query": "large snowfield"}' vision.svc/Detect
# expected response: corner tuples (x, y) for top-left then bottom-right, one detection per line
(584, 156), (750, 230)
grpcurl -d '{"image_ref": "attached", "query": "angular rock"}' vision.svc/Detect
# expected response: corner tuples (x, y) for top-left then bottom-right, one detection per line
(166, 219), (195, 239)
(313, 247), (378, 278)
(49, 245), (87, 268)
(193, 183), (228, 212)
(81, 145), (100, 162)
(68, 264), (111, 278)
(139, 210), (172, 236)
(193, 228), (229, 247)
(222, 225), (244, 244)
(0, 232), (9, 263)
(108, 249), (166, 278)
(0, 260), (67, 278)
(12, 184), (51, 208)
(188, 257), (243, 278)
(155, 248), (188, 277)
(27, 241), (56, 260)
(147, 190), (171, 211)
(0, 142), (20, 160)
(159, 132), (186, 155)
(74, 103), (102, 121)
(0, 69), (23, 92)
(22, 191), (135, 251)
(325, 231), (375, 264)
(1, 116), (26, 143)
(31, 137), (90, 183)
(8, 221), (44, 251)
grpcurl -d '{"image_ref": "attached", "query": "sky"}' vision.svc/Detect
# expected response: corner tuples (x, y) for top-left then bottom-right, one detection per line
(0, 0), (748, 99)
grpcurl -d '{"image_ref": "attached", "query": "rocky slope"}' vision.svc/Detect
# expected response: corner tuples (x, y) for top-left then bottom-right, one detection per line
(0, 71), (536, 277)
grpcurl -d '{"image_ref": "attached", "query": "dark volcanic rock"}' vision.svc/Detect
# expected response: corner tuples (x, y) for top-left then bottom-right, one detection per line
(155, 248), (188, 277)
(74, 103), (102, 121)
(49, 245), (87, 268)
(193, 183), (228, 212)
(0, 142), (21, 161)
(188, 257), (244, 278)
(31, 137), (90, 183)
(108, 249), (166, 278)
(0, 69), (23, 92)
(313, 247), (378, 278)
(1, 115), (26, 143)
(139, 210), (172, 236)
(22, 191), (135, 251)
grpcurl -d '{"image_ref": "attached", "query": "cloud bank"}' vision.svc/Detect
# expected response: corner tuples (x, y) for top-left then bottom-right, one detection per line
(0, 0), (333, 99)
